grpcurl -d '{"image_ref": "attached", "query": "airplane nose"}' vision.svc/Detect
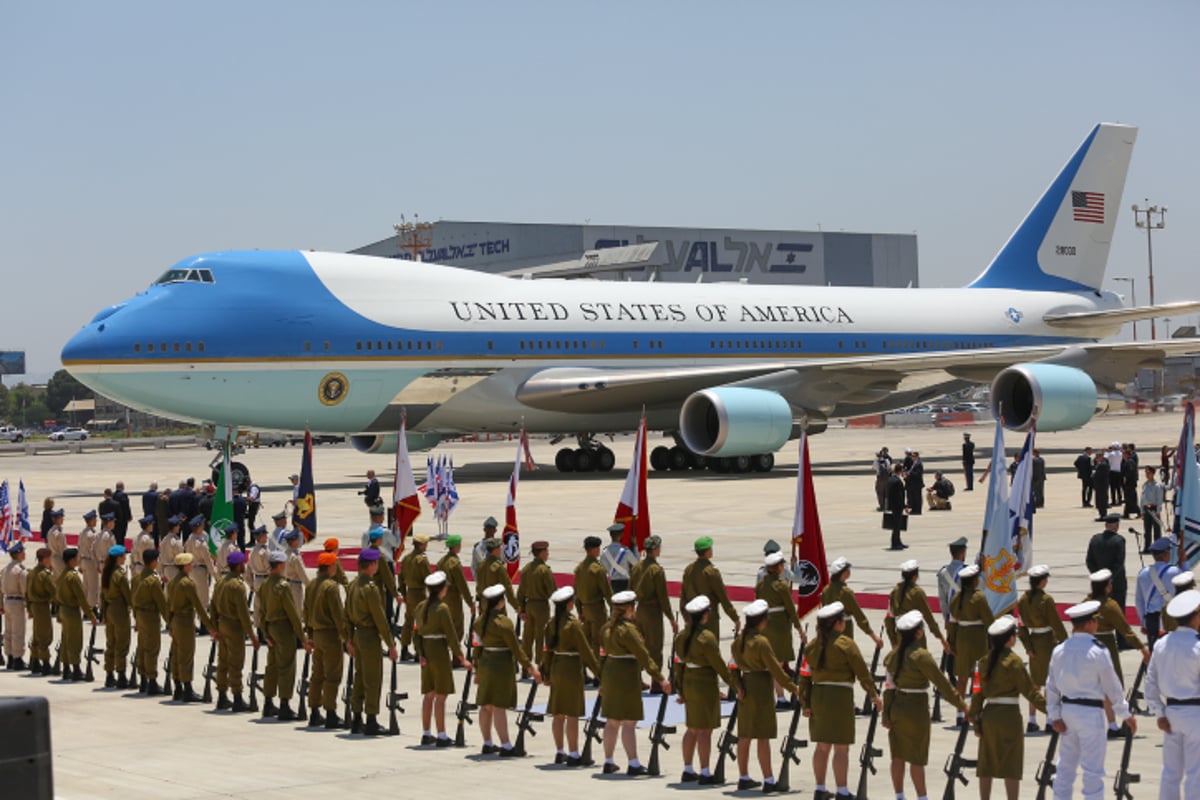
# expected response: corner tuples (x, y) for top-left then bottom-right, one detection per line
(61, 324), (101, 364)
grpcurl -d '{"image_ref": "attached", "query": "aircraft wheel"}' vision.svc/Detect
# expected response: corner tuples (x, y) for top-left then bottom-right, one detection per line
(555, 448), (576, 472)
(596, 447), (616, 472)
(711, 457), (731, 474)
(731, 455), (752, 473)
(574, 448), (596, 472)
(752, 453), (775, 472)
(650, 446), (671, 471)
(668, 446), (690, 470)
(688, 451), (708, 470)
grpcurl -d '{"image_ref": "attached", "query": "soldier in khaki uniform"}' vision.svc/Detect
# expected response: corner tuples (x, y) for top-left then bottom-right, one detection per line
(541, 585), (600, 765)
(679, 537), (739, 640)
(158, 515), (184, 582)
(599, 591), (668, 776)
(284, 529), (309, 616)
(674, 595), (734, 785)
(248, 525), (271, 612)
(46, 509), (66, 575)
(2, 541), (29, 670)
(363, 527), (399, 617)
(346, 548), (396, 735)
(819, 556), (880, 646)
(476, 536), (517, 606)
(57, 547), (98, 681)
(304, 551), (349, 728)
(323, 538), (348, 588)
(756, 551), (806, 704)
(78, 510), (102, 612)
(884, 560), (946, 650)
(215, 523), (239, 574)
(184, 515), (216, 632)
(257, 550), (309, 721)
(631, 535), (676, 685)
(436, 534), (474, 642)
(574, 535), (612, 668)
(131, 516), (155, 574)
(211, 551), (258, 712)
(398, 533), (431, 660)
(166, 552), (212, 702)
(516, 540), (555, 672)
(414, 571), (471, 746)
(25, 547), (56, 675)
(96, 513), (118, 577)
(131, 548), (169, 694)
(947, 563), (994, 724)
(1016, 564), (1067, 733)
(473, 583), (540, 755)
(100, 545), (133, 688)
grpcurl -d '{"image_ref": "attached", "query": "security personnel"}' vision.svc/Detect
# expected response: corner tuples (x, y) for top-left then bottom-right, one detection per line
(820, 557), (880, 646)
(131, 549), (169, 694)
(1166, 571), (1198, 632)
(674, 595), (734, 784)
(947, 563), (993, 725)
(1085, 513), (1129, 609)
(211, 551), (258, 712)
(936, 537), (969, 627)
(158, 515), (184, 582)
(970, 616), (1046, 798)
(398, 533), (431, 661)
(1086, 567), (1150, 736)
(573, 536), (612, 667)
(57, 547), (97, 681)
(100, 545), (133, 688)
(1135, 537), (1181, 645)
(516, 540), (555, 672)
(882, 610), (967, 800)
(167, 552), (212, 701)
(303, 551), (348, 727)
(184, 515), (216, 632)
(46, 508), (66, 575)
(476, 536), (517, 606)
(2, 541), (29, 669)
(269, 510), (289, 554)
(599, 591), (668, 776)
(346, 548), (396, 736)
(541, 585), (600, 766)
(679, 537), (739, 639)
(631, 534), (676, 686)
(884, 559), (947, 651)
(471, 516), (500, 577)
(732, 599), (800, 793)
(473, 583), (539, 756)
(131, 516), (155, 573)
(25, 547), (56, 675)
(757, 551), (805, 704)
(1016, 564), (1068, 733)
(962, 431), (976, 490)
(283, 528), (308, 616)
(1145, 589), (1200, 799)
(436, 534), (474, 642)
(78, 510), (102, 612)
(800, 602), (880, 799)
(599, 523), (639, 593)
(1047, 600), (1135, 800)
(258, 550), (308, 721)
(323, 538), (348, 588)
(413, 571), (470, 746)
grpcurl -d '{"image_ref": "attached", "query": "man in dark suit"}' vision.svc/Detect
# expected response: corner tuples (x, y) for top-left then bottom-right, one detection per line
(905, 451), (925, 515)
(886, 463), (908, 551)
(1091, 453), (1111, 521)
(1086, 513), (1128, 609)
(98, 489), (120, 532)
(141, 482), (159, 532)
(1073, 447), (1094, 507)
(112, 481), (133, 547)
(962, 432), (976, 491)
(232, 489), (248, 551)
(359, 470), (381, 521)
(1030, 449), (1046, 508)
(169, 481), (190, 519)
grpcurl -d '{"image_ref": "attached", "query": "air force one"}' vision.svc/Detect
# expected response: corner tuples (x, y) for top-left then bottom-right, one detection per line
(63, 123), (1200, 473)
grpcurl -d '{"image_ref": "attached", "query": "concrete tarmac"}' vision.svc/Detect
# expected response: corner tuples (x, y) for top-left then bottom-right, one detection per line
(0, 411), (1184, 798)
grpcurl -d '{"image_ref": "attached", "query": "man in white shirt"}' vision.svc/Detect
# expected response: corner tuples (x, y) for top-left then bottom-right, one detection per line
(1145, 589), (1200, 800)
(599, 523), (639, 593)
(1136, 537), (1181, 646)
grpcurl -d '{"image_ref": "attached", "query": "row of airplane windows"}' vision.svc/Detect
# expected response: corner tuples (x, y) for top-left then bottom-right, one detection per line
(133, 342), (206, 353)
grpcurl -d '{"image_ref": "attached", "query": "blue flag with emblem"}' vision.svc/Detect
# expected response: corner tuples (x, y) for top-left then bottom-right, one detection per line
(1177, 403), (1200, 567)
(1007, 425), (1036, 574)
(980, 415), (1018, 614)
(294, 429), (317, 543)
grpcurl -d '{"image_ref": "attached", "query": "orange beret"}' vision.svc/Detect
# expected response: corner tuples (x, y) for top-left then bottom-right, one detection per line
(323, 538), (339, 551)
(317, 552), (338, 567)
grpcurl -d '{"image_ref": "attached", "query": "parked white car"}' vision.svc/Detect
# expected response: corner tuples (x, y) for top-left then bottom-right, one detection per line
(49, 427), (89, 441)
(0, 425), (24, 443)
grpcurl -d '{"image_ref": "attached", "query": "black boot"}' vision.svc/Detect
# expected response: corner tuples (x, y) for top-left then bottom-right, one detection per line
(40, 660), (53, 676)
(12, 657), (25, 670)
(105, 672), (117, 688)
(71, 666), (84, 682)
(139, 676), (148, 693)
(351, 712), (363, 734)
(308, 708), (324, 727)
(262, 699), (278, 718)
(27, 658), (39, 673)
(324, 710), (342, 729)
(363, 714), (385, 736)
(146, 679), (161, 696)
(173, 683), (184, 701)
(116, 672), (129, 690)
(231, 694), (249, 713)
(216, 691), (232, 711)
(276, 699), (297, 721)
(181, 683), (202, 703)
(400, 646), (413, 662)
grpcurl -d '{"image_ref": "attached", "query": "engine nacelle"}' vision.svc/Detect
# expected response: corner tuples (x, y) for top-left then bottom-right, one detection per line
(990, 363), (1098, 432)
(679, 387), (794, 457)
(350, 433), (443, 454)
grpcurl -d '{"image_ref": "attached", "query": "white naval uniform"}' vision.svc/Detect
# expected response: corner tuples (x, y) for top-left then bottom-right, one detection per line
(600, 541), (639, 585)
(1146, 626), (1200, 800)
(2, 559), (29, 658)
(1046, 632), (1131, 800)
(269, 526), (288, 554)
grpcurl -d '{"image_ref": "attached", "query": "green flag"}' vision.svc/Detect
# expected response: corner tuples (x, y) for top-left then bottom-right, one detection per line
(208, 446), (234, 558)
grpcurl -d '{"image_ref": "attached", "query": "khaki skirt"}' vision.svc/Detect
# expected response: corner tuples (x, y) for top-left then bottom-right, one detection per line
(1097, 631), (1124, 686)
(682, 664), (722, 730)
(548, 652), (586, 717)
(955, 627), (987, 681)
(601, 657), (644, 721)
(977, 702), (1023, 779)
(736, 671), (778, 739)
(476, 648), (517, 709)
(808, 683), (857, 745)
(887, 691), (931, 765)
(420, 638), (455, 696)
(765, 614), (795, 663)
(1026, 631), (1056, 686)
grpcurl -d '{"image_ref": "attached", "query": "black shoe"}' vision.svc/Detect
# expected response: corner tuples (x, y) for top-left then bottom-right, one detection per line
(323, 711), (342, 728)
(1026, 721), (1039, 733)
(738, 779), (762, 791)
(1044, 723), (1055, 734)
(813, 791), (831, 800)
(104, 672), (116, 688)
(481, 744), (499, 755)
(216, 692), (232, 711)
(699, 775), (724, 786)
(197, 625), (209, 637)
(435, 737), (453, 747)
(566, 755), (583, 766)
(400, 646), (413, 662)
(41, 661), (53, 676)
(180, 683), (202, 703)
(362, 715), (384, 736)
(762, 783), (784, 794)
(499, 746), (519, 758)
(627, 765), (647, 776)
(555, 752), (566, 764)
(116, 672), (129, 690)
(146, 680), (161, 696)
(262, 699), (278, 718)
(681, 771), (699, 783)
(72, 666), (85, 682)
(276, 700), (297, 721)
(775, 699), (791, 710)
(422, 734), (437, 746)
(1107, 727), (1124, 739)
(11, 657), (25, 671)
(25, 658), (37, 673)
(231, 694), (249, 712)
(351, 713), (363, 734)
(602, 763), (620, 774)
(138, 677), (147, 693)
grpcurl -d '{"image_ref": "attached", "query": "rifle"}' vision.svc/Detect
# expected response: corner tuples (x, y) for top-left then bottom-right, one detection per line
(453, 662), (477, 747)
(931, 652), (947, 723)
(247, 643), (262, 713)
(941, 712), (977, 800)
(1127, 660), (1147, 716)
(462, 608), (476, 653)
(385, 658), (408, 736)
(862, 626), (884, 714)
(84, 624), (103, 683)
(646, 687), (676, 777)
(713, 691), (739, 785)
(162, 648), (173, 694)
(856, 700), (884, 799)
(129, 648), (138, 686)
(50, 640), (62, 676)
(1034, 728), (1059, 800)
(1113, 725), (1140, 799)
(511, 680), (543, 756)
(341, 655), (355, 729)
(296, 649), (311, 717)
(200, 639), (217, 702)
(776, 691), (808, 793)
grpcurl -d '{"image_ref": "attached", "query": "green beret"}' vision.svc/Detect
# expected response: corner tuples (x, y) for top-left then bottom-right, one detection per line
(763, 538), (781, 555)
(445, 534), (462, 547)
(484, 537), (501, 550)
(694, 536), (713, 553)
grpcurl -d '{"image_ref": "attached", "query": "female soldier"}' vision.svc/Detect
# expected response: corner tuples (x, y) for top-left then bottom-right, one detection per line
(415, 571), (470, 746)
(473, 583), (540, 756)
(884, 560), (948, 652)
(757, 552), (806, 707)
(600, 590), (670, 776)
(674, 595), (734, 784)
(1086, 567), (1150, 735)
(541, 585), (599, 766)
(967, 616), (1045, 800)
(947, 563), (993, 725)
(100, 545), (132, 688)
(800, 602), (880, 799)
(882, 610), (966, 800)
(1016, 564), (1067, 732)
(732, 599), (800, 793)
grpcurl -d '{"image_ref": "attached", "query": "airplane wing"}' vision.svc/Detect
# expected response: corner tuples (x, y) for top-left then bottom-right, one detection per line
(515, 338), (1200, 416)
(1043, 301), (1200, 328)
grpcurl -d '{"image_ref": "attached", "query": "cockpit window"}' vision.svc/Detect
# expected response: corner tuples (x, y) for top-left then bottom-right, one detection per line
(154, 267), (216, 285)
(155, 269), (190, 284)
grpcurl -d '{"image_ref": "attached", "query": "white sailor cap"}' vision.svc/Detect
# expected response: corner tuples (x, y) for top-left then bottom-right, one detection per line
(764, 552), (786, 568)
(424, 572), (447, 589)
(685, 596), (712, 614)
(1167, 589), (1200, 620)
(958, 564), (980, 579)
(896, 609), (925, 632)
(1027, 564), (1050, 579)
(1064, 600), (1101, 620)
(817, 601), (845, 620)
(550, 586), (574, 604)
(268, 551), (287, 564)
(899, 559), (919, 573)
(612, 590), (637, 605)
(987, 615), (1017, 637)
(829, 556), (851, 574)
(1089, 568), (1113, 583)
(744, 599), (769, 617)
(1173, 571), (1196, 588)
(482, 584), (506, 600)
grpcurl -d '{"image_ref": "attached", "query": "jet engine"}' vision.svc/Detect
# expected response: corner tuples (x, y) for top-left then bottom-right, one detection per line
(989, 363), (1098, 432)
(679, 387), (794, 457)
(349, 432), (443, 455)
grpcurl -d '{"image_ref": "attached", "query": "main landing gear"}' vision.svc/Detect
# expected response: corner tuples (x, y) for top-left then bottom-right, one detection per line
(553, 434), (617, 473)
(648, 437), (775, 474)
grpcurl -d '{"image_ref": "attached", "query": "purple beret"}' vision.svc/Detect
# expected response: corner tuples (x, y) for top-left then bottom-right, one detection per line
(226, 551), (246, 566)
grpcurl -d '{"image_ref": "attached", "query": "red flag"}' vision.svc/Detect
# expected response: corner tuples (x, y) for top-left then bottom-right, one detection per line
(612, 416), (651, 552)
(391, 417), (421, 549)
(790, 431), (828, 618)
(502, 430), (528, 580)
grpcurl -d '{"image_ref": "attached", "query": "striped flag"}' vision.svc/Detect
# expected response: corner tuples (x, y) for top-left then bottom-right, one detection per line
(612, 415), (651, 552)
(790, 431), (829, 618)
(392, 417), (421, 546)
(980, 416), (1019, 614)
(502, 430), (529, 579)
(1071, 190), (1105, 223)
(1176, 403), (1200, 567)
(17, 479), (31, 540)
(0, 480), (11, 547)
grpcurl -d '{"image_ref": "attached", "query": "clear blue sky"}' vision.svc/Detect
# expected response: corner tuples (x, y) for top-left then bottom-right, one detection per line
(3, 2), (1197, 382)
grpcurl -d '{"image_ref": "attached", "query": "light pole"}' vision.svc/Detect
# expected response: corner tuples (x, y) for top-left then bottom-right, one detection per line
(1112, 276), (1137, 341)
(1131, 201), (1167, 339)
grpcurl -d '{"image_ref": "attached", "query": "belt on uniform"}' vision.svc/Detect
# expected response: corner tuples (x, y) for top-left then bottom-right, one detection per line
(607, 653), (637, 660)
(421, 634), (446, 640)
(483, 647), (510, 652)
(767, 606), (786, 614)
(983, 697), (1020, 707)
(896, 687), (927, 695)
(1096, 630), (1117, 638)
(1167, 698), (1200, 706)
(4, 595), (26, 602)
(814, 681), (854, 689)
(286, 579), (302, 584)
(1024, 626), (1052, 634)
(1062, 696), (1104, 707)
(685, 662), (714, 669)
(957, 620), (984, 627)
(553, 651), (580, 657)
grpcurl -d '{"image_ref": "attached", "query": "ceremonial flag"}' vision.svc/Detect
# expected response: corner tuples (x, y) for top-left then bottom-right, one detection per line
(790, 431), (829, 618)
(294, 429), (317, 542)
(0, 480), (11, 547)
(980, 416), (1018, 614)
(612, 416), (651, 552)
(1176, 403), (1200, 567)
(502, 430), (529, 580)
(1007, 425), (1036, 573)
(208, 445), (233, 557)
(445, 456), (460, 516)
(17, 479), (31, 540)
(392, 418), (422, 546)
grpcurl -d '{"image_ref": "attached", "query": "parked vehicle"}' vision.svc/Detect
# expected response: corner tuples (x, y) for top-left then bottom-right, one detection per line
(49, 427), (89, 441)
(0, 425), (25, 443)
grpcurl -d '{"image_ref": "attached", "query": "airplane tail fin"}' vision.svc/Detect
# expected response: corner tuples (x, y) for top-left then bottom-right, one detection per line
(968, 123), (1137, 293)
